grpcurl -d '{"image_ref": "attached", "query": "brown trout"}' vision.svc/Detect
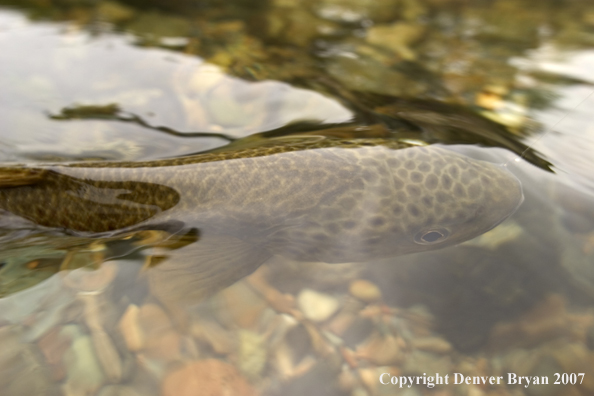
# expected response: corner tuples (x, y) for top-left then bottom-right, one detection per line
(0, 137), (523, 302)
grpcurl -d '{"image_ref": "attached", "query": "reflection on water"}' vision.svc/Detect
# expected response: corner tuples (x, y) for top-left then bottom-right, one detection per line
(0, 8), (352, 162)
(0, 0), (594, 395)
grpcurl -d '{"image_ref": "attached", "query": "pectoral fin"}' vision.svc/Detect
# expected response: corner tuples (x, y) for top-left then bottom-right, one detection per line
(146, 234), (272, 307)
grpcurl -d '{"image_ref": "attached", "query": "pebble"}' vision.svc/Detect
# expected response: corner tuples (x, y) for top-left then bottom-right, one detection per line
(352, 387), (369, 396)
(238, 329), (267, 380)
(62, 332), (105, 396)
(298, 289), (340, 322)
(500, 349), (541, 378)
(550, 342), (594, 393)
(524, 355), (563, 396)
(365, 22), (425, 60)
(488, 294), (568, 348)
(358, 367), (381, 394)
(337, 369), (358, 392)
(131, 302), (185, 362)
(98, 385), (143, 396)
(410, 336), (453, 354)
(144, 328), (182, 362)
(349, 280), (382, 303)
(475, 85), (508, 110)
(220, 281), (268, 329)
(464, 221), (524, 250)
(403, 350), (452, 376)
(119, 304), (144, 352)
(327, 298), (365, 335)
(265, 6), (328, 47)
(0, 325), (56, 395)
(135, 353), (167, 382)
(356, 332), (405, 366)
(400, 388), (423, 396)
(62, 260), (117, 292)
(96, 1), (136, 23)
(314, 0), (401, 23)
(161, 359), (256, 396)
(327, 55), (419, 97)
(341, 316), (375, 347)
(190, 320), (235, 355)
(37, 326), (70, 381)
(91, 329), (123, 382)
(138, 303), (174, 337)
(467, 385), (487, 396)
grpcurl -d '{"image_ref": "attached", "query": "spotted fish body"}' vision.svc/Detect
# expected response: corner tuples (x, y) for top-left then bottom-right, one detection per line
(0, 138), (523, 301)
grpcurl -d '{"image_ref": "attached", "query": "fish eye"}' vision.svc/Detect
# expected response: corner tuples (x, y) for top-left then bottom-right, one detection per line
(414, 227), (450, 245)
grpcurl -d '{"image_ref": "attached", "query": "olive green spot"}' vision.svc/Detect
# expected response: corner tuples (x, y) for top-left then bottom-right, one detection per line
(454, 184), (466, 198)
(441, 174), (452, 190)
(369, 216), (386, 227)
(343, 220), (357, 229)
(425, 174), (438, 190)
(324, 223), (340, 234)
(339, 197), (356, 210)
(468, 182), (481, 199)
(378, 187), (392, 197)
(392, 205), (403, 215)
(436, 191), (449, 204)
(404, 160), (416, 170)
(411, 172), (423, 183)
(461, 171), (472, 184)
(386, 158), (401, 167)
(421, 196), (434, 208)
(447, 166), (459, 179)
(418, 163), (431, 172)
(453, 210), (466, 222)
(313, 233), (329, 241)
(406, 184), (422, 197)
(407, 204), (421, 217)
(362, 170), (378, 183)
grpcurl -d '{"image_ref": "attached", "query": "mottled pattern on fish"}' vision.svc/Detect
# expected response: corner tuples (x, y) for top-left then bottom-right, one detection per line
(0, 137), (522, 265)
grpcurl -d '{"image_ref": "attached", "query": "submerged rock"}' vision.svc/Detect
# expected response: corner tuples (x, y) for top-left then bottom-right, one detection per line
(161, 359), (256, 396)
(61, 328), (105, 396)
(349, 279), (382, 303)
(0, 325), (58, 396)
(298, 289), (340, 322)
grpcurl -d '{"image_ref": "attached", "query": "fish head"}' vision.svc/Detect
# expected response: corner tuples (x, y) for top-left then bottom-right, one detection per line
(378, 145), (524, 256)
(259, 144), (524, 264)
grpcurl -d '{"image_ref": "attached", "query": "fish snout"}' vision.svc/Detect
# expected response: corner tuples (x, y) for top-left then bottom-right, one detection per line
(466, 159), (524, 234)
(394, 147), (525, 252)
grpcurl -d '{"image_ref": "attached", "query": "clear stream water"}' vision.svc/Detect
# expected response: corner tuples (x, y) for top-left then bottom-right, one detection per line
(0, 1), (594, 395)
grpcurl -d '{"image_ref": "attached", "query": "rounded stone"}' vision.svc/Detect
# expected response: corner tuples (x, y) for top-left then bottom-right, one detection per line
(349, 279), (382, 302)
(161, 359), (256, 396)
(297, 289), (340, 322)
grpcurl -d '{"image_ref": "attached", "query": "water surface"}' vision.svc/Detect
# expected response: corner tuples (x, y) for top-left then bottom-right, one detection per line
(1, 1), (594, 395)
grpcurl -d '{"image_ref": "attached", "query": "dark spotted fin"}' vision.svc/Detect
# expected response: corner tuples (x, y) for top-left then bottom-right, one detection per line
(147, 234), (272, 307)
(0, 170), (182, 234)
(0, 168), (47, 187)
